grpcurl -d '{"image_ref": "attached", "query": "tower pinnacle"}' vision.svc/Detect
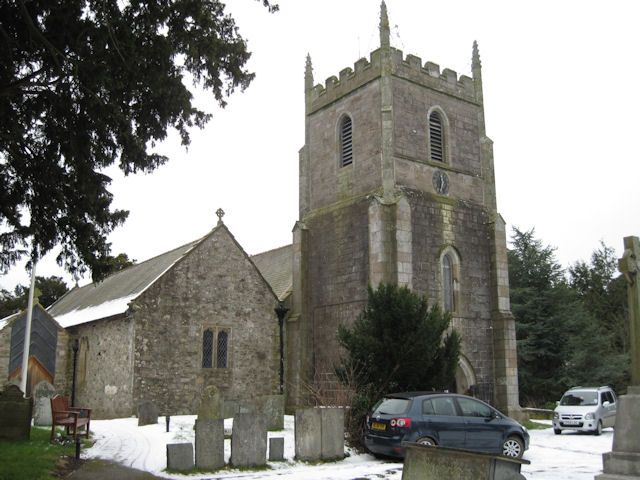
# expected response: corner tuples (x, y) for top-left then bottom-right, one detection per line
(379, 1), (390, 49)
(472, 40), (482, 70)
(305, 53), (313, 90)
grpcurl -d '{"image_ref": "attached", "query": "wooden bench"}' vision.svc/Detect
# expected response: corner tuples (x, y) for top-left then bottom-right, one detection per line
(50, 395), (91, 442)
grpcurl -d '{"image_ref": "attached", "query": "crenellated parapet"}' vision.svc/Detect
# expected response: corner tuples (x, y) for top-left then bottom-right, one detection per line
(306, 47), (478, 113)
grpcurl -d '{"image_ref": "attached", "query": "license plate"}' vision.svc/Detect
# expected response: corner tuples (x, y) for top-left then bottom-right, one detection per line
(371, 422), (386, 431)
(563, 420), (580, 425)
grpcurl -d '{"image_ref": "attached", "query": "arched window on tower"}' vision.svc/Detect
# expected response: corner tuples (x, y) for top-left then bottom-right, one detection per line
(216, 331), (228, 369)
(339, 115), (353, 167)
(429, 110), (445, 163)
(441, 248), (460, 313)
(443, 253), (454, 312)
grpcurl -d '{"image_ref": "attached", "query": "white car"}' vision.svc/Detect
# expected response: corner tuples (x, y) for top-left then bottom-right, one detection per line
(552, 386), (617, 435)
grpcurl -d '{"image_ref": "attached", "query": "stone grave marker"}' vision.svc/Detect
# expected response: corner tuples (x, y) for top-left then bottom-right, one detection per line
(167, 443), (194, 471)
(195, 418), (224, 470)
(269, 437), (285, 461)
(262, 395), (285, 431)
(321, 408), (345, 460)
(198, 385), (223, 420)
(231, 413), (267, 467)
(33, 381), (56, 426)
(137, 400), (158, 427)
(0, 384), (33, 441)
(294, 408), (322, 461)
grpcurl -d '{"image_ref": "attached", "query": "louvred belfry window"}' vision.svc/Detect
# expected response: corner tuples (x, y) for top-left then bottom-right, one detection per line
(429, 111), (444, 162)
(340, 115), (353, 166)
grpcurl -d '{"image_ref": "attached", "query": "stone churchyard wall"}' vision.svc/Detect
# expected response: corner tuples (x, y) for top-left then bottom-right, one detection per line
(71, 316), (135, 418)
(131, 226), (280, 415)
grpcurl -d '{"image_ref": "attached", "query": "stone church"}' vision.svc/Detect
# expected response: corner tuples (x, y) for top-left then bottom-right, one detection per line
(0, 3), (519, 418)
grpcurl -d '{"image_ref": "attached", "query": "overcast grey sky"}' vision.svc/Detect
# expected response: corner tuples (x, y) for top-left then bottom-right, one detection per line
(2, 0), (639, 291)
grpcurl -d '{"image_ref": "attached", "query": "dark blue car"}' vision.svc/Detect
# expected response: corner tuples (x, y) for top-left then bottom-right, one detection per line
(364, 392), (529, 458)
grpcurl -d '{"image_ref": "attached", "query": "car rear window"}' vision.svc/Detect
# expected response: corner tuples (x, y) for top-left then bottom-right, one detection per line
(372, 398), (411, 415)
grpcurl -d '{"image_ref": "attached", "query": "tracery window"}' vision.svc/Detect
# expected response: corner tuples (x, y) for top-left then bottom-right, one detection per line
(216, 331), (228, 369)
(202, 329), (213, 368)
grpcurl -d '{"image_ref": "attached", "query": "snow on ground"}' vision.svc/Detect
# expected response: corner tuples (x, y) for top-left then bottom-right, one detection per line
(81, 416), (613, 479)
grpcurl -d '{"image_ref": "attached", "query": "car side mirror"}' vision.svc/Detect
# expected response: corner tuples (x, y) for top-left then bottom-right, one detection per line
(603, 401), (610, 407)
(556, 401), (560, 406)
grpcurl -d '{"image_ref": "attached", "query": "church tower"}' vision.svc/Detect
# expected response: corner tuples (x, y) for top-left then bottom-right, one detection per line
(288, 3), (519, 416)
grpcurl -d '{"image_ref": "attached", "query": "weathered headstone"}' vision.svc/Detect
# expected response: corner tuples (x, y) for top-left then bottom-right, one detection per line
(294, 408), (322, 461)
(167, 443), (194, 471)
(321, 408), (345, 460)
(596, 235), (640, 480)
(0, 385), (33, 441)
(33, 381), (56, 426)
(198, 386), (224, 420)
(269, 437), (285, 461)
(137, 400), (158, 427)
(262, 395), (285, 431)
(231, 413), (267, 467)
(195, 418), (225, 470)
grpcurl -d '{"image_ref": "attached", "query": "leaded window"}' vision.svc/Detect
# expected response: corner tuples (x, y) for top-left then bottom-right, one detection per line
(340, 115), (353, 167)
(429, 111), (444, 162)
(216, 331), (228, 369)
(202, 329), (213, 368)
(443, 253), (454, 312)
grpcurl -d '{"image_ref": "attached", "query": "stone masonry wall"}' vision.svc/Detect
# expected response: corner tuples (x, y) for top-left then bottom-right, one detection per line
(72, 316), (135, 418)
(132, 226), (279, 415)
(408, 190), (495, 386)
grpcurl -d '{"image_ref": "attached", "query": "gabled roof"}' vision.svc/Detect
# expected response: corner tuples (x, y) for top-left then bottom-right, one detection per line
(46, 226), (294, 329)
(251, 244), (292, 301)
(48, 238), (203, 328)
(0, 303), (62, 333)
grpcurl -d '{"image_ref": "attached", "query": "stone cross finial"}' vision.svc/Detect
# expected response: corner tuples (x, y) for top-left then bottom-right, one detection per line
(619, 236), (640, 386)
(216, 208), (225, 224)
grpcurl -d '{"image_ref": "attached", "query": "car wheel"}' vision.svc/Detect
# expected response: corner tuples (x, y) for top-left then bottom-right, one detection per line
(595, 420), (603, 436)
(416, 437), (437, 447)
(554, 428), (561, 435)
(503, 436), (524, 458)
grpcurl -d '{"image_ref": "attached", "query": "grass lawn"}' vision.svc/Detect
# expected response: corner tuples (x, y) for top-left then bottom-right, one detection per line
(0, 427), (74, 480)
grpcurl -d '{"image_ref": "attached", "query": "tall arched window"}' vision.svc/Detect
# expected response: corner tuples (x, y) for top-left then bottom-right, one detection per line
(339, 115), (353, 167)
(429, 110), (445, 163)
(443, 253), (454, 312)
(216, 331), (228, 369)
(202, 329), (213, 368)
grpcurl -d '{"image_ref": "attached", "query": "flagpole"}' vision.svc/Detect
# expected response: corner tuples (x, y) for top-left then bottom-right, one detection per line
(19, 260), (37, 398)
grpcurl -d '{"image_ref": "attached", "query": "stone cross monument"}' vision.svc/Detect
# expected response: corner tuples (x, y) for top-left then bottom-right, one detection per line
(595, 235), (640, 480)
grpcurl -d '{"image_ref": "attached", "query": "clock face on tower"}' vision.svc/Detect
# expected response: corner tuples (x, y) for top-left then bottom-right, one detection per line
(432, 170), (449, 195)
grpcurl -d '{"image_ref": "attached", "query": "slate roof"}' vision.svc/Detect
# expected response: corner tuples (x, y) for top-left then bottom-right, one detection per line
(46, 230), (293, 329)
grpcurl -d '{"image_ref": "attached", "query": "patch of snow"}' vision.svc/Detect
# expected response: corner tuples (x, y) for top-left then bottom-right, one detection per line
(73, 414), (614, 480)
(54, 295), (137, 328)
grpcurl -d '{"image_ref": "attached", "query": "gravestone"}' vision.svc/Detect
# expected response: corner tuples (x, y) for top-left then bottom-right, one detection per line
(262, 395), (285, 431)
(137, 400), (158, 426)
(167, 443), (194, 471)
(321, 408), (345, 460)
(596, 236), (640, 480)
(231, 413), (267, 467)
(33, 381), (56, 426)
(0, 385), (33, 441)
(195, 419), (225, 470)
(294, 408), (322, 461)
(198, 386), (224, 421)
(269, 437), (285, 461)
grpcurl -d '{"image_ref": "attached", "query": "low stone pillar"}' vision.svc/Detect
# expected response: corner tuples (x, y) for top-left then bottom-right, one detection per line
(294, 408), (322, 461)
(0, 385), (33, 441)
(33, 381), (56, 426)
(596, 386), (640, 479)
(231, 413), (267, 467)
(137, 400), (158, 427)
(166, 443), (194, 471)
(321, 408), (345, 460)
(401, 443), (529, 480)
(269, 437), (285, 461)
(195, 418), (225, 470)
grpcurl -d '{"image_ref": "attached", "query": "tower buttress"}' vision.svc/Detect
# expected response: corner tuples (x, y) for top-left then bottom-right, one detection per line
(379, 1), (394, 202)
